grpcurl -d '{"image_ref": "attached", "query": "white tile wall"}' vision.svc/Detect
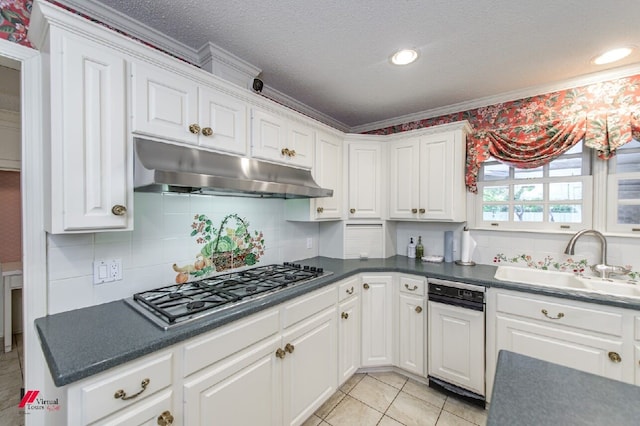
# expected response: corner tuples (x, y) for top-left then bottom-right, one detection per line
(47, 193), (320, 313)
(394, 223), (640, 273)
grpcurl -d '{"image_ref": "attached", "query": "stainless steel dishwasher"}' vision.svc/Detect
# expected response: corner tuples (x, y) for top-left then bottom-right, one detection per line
(427, 278), (486, 407)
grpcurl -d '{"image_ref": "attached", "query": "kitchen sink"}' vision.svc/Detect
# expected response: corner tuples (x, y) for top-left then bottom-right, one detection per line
(494, 265), (640, 299)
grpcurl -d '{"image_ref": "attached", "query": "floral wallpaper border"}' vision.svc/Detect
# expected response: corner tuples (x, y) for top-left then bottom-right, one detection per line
(493, 253), (639, 280)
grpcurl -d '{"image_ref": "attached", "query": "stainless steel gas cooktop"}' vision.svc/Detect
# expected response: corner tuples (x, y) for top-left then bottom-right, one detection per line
(125, 263), (331, 329)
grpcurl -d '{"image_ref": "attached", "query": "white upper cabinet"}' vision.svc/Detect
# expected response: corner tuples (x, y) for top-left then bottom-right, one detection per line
(251, 108), (313, 169)
(131, 61), (248, 155)
(346, 139), (384, 219)
(43, 28), (132, 233)
(388, 122), (470, 221)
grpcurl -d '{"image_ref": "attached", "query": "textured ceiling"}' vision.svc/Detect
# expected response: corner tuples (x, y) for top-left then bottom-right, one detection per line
(84, 0), (640, 129)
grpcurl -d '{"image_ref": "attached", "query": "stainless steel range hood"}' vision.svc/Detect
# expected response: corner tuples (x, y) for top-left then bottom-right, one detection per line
(133, 138), (333, 199)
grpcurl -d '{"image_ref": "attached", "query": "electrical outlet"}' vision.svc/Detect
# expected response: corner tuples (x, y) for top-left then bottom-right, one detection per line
(93, 259), (123, 284)
(306, 237), (313, 249)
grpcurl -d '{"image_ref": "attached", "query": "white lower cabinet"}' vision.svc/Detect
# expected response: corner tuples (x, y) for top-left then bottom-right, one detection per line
(397, 275), (426, 376)
(486, 289), (634, 400)
(635, 344), (640, 385)
(428, 301), (484, 394)
(361, 275), (393, 366)
(337, 276), (361, 385)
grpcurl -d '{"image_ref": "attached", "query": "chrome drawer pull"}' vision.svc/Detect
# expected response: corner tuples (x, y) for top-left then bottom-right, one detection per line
(404, 284), (418, 291)
(341, 312), (349, 319)
(157, 410), (174, 426)
(541, 309), (564, 320)
(114, 378), (150, 400)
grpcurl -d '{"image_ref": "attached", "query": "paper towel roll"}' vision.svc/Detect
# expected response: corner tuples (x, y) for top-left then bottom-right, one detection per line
(460, 229), (477, 263)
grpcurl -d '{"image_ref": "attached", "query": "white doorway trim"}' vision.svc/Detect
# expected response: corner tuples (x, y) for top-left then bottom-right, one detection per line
(0, 38), (47, 426)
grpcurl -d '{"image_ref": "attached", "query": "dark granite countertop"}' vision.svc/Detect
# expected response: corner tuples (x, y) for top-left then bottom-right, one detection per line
(488, 350), (640, 425)
(35, 255), (640, 387)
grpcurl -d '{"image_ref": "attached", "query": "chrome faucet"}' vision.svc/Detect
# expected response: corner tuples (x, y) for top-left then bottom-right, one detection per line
(564, 229), (630, 279)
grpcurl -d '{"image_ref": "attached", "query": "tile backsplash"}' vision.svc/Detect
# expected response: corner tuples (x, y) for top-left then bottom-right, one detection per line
(47, 193), (320, 314)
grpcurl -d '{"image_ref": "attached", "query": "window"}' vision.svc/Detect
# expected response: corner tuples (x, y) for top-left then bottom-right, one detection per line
(476, 142), (592, 231)
(606, 138), (640, 233)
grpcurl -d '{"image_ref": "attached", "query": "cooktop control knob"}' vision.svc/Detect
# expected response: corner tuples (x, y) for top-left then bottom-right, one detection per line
(310, 266), (317, 272)
(303, 265), (310, 270)
(317, 267), (324, 273)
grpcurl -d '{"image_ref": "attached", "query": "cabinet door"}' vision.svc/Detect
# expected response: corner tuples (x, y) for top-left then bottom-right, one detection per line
(287, 121), (314, 169)
(281, 308), (337, 426)
(198, 86), (248, 155)
(495, 315), (627, 382)
(398, 293), (426, 376)
(90, 390), (175, 426)
(388, 139), (420, 219)
(183, 336), (282, 426)
(361, 275), (393, 366)
(314, 132), (343, 219)
(131, 61), (198, 144)
(419, 132), (454, 220)
(52, 31), (130, 231)
(338, 296), (360, 385)
(251, 108), (287, 163)
(348, 143), (383, 219)
(428, 302), (484, 395)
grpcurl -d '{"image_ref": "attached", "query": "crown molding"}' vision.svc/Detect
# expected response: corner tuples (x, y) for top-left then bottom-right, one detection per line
(53, 0), (201, 64)
(260, 85), (350, 132)
(351, 62), (640, 133)
(197, 42), (262, 89)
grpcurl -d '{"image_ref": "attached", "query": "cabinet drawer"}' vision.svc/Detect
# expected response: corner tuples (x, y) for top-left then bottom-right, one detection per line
(283, 285), (337, 328)
(81, 352), (173, 425)
(496, 293), (623, 337)
(90, 389), (174, 426)
(183, 308), (279, 377)
(399, 276), (425, 296)
(338, 277), (360, 302)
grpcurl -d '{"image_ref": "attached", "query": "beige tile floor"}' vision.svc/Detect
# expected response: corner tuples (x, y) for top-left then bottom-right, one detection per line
(0, 333), (25, 426)
(303, 371), (487, 426)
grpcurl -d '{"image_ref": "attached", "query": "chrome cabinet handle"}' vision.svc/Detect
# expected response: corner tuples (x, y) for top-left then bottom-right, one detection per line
(350, 208), (356, 214)
(157, 410), (174, 426)
(201, 127), (213, 136)
(419, 208), (426, 213)
(363, 283), (370, 290)
(404, 284), (418, 291)
(275, 348), (286, 359)
(541, 309), (564, 320)
(411, 208), (418, 214)
(346, 286), (354, 295)
(189, 123), (201, 134)
(284, 343), (295, 354)
(114, 378), (150, 401)
(608, 352), (622, 363)
(341, 312), (349, 319)
(415, 306), (423, 313)
(111, 205), (127, 216)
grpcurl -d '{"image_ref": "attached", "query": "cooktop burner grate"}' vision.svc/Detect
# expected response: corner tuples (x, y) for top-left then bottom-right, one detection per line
(127, 263), (329, 329)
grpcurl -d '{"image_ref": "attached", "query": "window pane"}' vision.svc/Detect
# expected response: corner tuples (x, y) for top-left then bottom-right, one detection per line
(514, 167), (543, 179)
(549, 205), (582, 223)
(549, 157), (583, 177)
(514, 184), (543, 201)
(616, 152), (640, 173)
(482, 205), (509, 221)
(617, 205), (640, 224)
(514, 204), (543, 222)
(482, 162), (510, 180)
(482, 186), (509, 202)
(618, 179), (640, 200)
(549, 182), (583, 201)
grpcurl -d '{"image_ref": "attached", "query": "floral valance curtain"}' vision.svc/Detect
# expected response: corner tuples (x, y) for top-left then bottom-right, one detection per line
(465, 109), (640, 193)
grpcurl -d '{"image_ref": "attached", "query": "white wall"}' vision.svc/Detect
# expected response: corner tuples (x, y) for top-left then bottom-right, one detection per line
(46, 192), (320, 314)
(395, 222), (640, 275)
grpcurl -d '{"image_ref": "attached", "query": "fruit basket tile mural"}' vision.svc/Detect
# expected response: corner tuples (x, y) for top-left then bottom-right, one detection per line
(172, 213), (265, 283)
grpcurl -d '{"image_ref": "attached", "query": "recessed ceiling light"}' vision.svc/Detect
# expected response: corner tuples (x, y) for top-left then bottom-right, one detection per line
(592, 47), (634, 65)
(390, 48), (419, 65)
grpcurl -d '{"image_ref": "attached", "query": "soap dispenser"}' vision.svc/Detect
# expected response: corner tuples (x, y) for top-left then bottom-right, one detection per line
(407, 237), (416, 258)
